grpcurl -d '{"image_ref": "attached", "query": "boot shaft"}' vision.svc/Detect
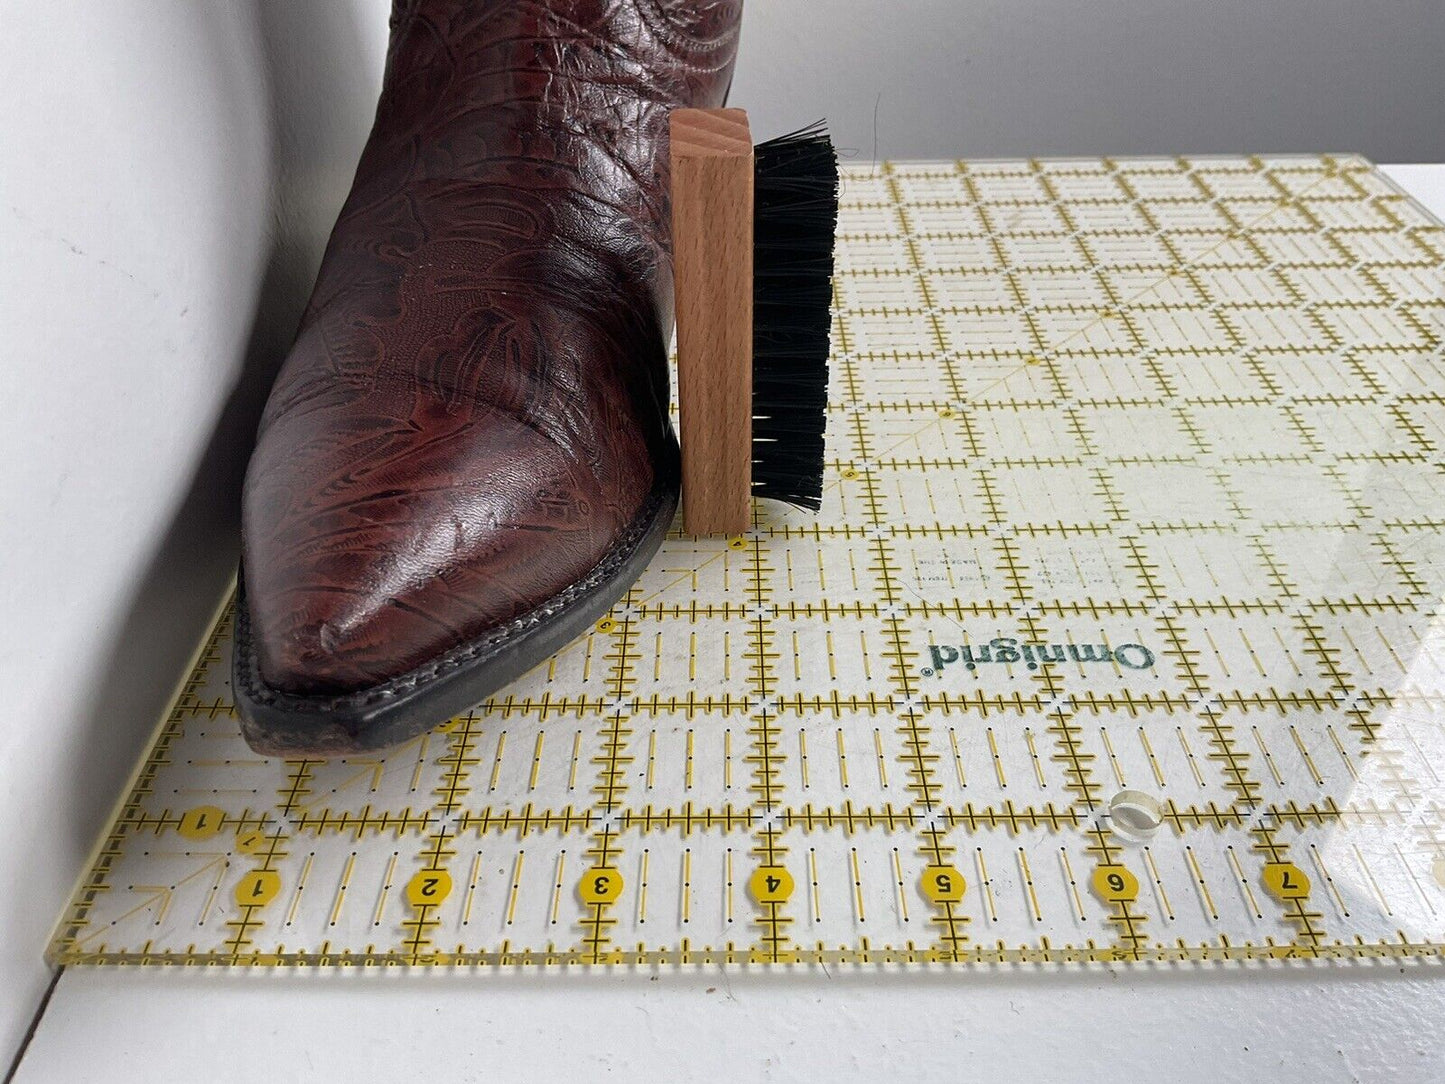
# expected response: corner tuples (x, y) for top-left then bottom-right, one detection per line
(377, 1), (742, 134)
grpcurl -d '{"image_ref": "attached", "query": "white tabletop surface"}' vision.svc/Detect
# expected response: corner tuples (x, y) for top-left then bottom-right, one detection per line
(12, 163), (1445, 1084)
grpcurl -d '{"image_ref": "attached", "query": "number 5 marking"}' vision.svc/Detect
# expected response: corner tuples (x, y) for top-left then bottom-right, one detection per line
(920, 865), (967, 903)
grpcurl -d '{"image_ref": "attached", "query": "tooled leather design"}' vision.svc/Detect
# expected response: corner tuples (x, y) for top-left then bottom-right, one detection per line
(242, 0), (742, 693)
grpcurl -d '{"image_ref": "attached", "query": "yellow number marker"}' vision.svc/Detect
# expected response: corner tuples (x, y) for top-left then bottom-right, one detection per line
(578, 868), (623, 904)
(920, 865), (967, 903)
(1261, 862), (1311, 901)
(405, 870), (453, 909)
(233, 869), (280, 908)
(1091, 865), (1139, 903)
(748, 866), (794, 905)
(177, 806), (224, 841)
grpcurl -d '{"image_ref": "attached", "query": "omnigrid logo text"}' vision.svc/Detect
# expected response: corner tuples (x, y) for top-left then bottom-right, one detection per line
(921, 637), (1156, 676)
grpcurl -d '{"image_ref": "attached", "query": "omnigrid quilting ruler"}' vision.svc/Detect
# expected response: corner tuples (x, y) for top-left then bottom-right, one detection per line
(50, 154), (1445, 967)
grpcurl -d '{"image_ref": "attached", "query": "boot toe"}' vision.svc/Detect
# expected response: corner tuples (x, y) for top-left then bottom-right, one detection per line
(242, 401), (632, 697)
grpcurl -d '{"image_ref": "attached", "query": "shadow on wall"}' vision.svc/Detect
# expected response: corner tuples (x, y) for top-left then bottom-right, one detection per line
(49, 0), (382, 938)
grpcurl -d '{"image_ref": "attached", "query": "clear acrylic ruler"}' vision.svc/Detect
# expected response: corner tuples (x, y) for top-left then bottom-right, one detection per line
(51, 154), (1445, 968)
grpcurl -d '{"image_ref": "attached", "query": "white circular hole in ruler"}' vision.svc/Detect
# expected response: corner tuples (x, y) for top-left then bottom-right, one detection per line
(1108, 789), (1163, 844)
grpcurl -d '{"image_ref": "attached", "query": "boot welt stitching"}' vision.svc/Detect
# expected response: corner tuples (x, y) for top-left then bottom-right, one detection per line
(235, 483), (672, 713)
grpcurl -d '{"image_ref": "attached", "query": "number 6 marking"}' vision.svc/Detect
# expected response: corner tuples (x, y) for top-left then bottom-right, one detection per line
(1090, 864), (1139, 903)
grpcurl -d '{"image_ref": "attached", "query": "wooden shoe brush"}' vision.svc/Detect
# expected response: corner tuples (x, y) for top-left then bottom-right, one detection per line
(669, 108), (840, 535)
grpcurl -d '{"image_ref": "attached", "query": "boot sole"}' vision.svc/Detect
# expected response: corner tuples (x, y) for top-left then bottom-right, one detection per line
(232, 479), (678, 757)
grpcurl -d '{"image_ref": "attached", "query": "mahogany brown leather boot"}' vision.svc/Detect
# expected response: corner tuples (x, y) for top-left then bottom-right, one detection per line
(233, 0), (742, 755)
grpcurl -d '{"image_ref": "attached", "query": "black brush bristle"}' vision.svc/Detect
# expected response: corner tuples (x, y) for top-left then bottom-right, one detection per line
(751, 121), (839, 511)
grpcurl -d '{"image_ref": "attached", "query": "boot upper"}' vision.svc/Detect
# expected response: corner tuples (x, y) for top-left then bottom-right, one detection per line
(242, 0), (742, 693)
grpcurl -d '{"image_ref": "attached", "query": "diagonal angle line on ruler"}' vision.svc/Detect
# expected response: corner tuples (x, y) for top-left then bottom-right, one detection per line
(46, 154), (1445, 968)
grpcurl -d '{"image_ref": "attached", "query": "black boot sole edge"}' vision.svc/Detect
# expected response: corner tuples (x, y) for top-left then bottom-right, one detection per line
(232, 478), (679, 757)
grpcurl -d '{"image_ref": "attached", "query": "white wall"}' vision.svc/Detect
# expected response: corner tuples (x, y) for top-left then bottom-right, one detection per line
(0, 0), (1441, 1070)
(735, 0), (1445, 162)
(0, 1), (388, 1068)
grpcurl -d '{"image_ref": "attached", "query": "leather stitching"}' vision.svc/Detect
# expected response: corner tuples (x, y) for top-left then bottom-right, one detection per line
(635, 0), (742, 56)
(236, 483), (672, 713)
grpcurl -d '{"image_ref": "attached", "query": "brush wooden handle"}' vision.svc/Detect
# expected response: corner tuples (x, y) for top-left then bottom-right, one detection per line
(670, 107), (754, 537)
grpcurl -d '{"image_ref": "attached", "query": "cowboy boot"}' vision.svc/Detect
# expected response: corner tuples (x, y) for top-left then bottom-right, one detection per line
(233, 0), (743, 754)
